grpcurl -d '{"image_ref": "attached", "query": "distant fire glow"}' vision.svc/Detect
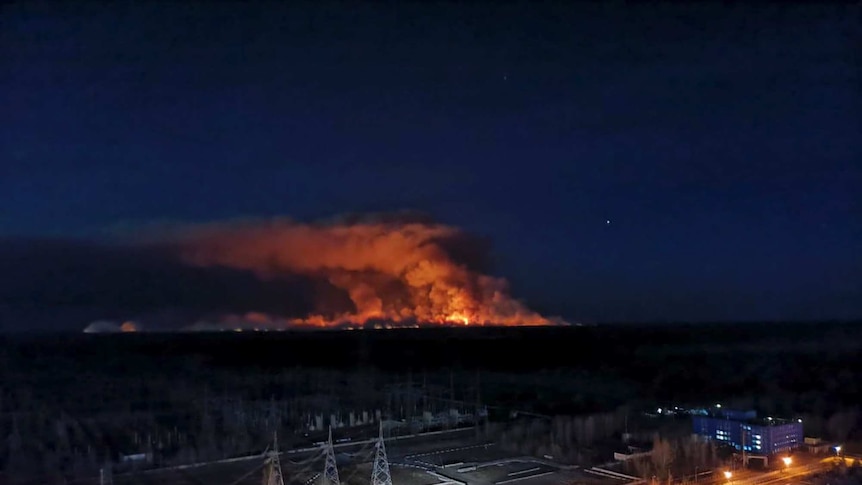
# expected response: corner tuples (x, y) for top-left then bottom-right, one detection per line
(163, 216), (559, 329)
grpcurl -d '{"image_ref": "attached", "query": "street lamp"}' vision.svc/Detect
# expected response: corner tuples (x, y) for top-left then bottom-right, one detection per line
(782, 456), (792, 472)
(724, 471), (733, 483)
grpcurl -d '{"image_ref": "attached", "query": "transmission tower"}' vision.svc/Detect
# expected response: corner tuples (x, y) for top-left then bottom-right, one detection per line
(371, 421), (393, 485)
(263, 431), (286, 485)
(322, 426), (340, 485)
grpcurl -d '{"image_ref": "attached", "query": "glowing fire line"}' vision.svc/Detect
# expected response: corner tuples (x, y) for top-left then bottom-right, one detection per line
(163, 217), (558, 329)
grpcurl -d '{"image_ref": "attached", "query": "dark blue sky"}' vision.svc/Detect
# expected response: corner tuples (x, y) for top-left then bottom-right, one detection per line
(1, 2), (860, 328)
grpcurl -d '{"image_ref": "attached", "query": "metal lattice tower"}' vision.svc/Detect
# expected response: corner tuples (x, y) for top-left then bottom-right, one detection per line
(323, 426), (340, 485)
(263, 431), (286, 485)
(371, 421), (393, 485)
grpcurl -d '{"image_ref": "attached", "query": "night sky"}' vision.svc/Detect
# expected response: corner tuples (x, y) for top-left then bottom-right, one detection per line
(1, 2), (860, 330)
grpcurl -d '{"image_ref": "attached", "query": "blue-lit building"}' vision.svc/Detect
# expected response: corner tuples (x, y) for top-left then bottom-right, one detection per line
(692, 408), (802, 455)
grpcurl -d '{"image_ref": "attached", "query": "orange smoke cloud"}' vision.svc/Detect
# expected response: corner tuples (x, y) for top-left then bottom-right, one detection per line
(164, 216), (559, 328)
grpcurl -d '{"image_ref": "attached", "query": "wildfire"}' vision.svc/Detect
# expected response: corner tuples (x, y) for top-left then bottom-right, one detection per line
(447, 312), (471, 326)
(163, 215), (559, 329)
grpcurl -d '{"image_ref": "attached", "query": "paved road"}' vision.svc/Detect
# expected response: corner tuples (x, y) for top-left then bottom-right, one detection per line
(720, 457), (846, 485)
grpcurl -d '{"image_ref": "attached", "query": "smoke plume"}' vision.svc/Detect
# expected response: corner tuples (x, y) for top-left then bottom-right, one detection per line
(159, 215), (557, 328)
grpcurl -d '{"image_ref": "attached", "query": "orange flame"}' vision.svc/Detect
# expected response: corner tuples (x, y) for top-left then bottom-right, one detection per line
(168, 217), (558, 328)
(447, 312), (471, 326)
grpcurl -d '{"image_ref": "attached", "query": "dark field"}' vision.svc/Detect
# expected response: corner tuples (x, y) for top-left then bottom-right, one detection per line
(1, 322), (860, 482)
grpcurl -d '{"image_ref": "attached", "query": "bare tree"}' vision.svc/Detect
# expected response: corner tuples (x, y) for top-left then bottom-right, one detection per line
(827, 409), (859, 443)
(651, 436), (674, 479)
(631, 457), (653, 479)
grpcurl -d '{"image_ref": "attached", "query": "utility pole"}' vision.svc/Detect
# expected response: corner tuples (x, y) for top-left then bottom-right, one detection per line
(449, 370), (455, 429)
(407, 370), (414, 421)
(449, 371), (455, 403)
(422, 371), (428, 421)
(475, 370), (482, 420)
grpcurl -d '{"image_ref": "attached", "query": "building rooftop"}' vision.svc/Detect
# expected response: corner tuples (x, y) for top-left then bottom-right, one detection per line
(654, 404), (803, 428)
(695, 408), (802, 427)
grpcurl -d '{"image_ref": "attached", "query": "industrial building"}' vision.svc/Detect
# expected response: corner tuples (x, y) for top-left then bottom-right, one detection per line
(692, 407), (802, 456)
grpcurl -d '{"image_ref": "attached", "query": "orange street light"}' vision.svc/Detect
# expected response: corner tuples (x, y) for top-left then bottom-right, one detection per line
(782, 456), (792, 466)
(723, 471), (732, 480)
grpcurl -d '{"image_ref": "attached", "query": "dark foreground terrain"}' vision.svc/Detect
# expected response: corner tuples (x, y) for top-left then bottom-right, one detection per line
(1, 322), (860, 482)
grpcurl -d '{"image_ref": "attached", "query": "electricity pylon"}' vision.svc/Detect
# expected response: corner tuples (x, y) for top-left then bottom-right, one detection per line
(263, 431), (285, 485)
(371, 421), (393, 485)
(323, 426), (340, 485)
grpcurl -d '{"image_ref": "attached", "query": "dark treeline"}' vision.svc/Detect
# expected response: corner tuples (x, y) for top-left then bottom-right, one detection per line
(0, 322), (860, 482)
